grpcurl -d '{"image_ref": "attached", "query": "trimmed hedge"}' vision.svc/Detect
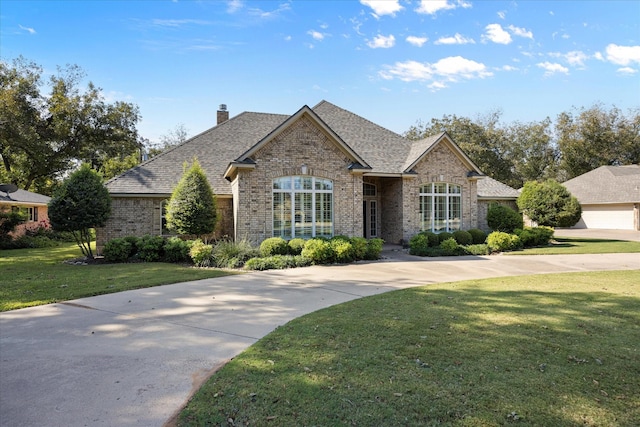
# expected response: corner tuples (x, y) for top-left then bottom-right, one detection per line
(260, 237), (289, 257)
(468, 228), (487, 244)
(486, 231), (522, 253)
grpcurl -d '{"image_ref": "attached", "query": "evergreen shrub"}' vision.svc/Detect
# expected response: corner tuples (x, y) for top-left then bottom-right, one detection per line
(468, 228), (488, 244)
(452, 230), (473, 245)
(260, 237), (289, 257)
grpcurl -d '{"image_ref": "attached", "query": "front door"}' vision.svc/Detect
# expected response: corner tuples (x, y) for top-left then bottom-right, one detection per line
(362, 199), (378, 238)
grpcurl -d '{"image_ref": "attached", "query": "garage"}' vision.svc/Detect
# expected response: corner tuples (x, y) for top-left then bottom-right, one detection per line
(575, 204), (636, 230)
(563, 165), (640, 231)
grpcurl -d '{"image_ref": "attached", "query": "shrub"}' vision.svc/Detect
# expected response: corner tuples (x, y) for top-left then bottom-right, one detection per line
(467, 228), (487, 245)
(189, 239), (214, 267)
(244, 255), (311, 271)
(452, 230), (473, 245)
(515, 226), (555, 248)
(439, 238), (462, 256)
(331, 237), (354, 263)
(213, 239), (258, 268)
(437, 232), (453, 243)
(164, 237), (193, 263)
(365, 238), (384, 260)
(287, 238), (306, 255)
(517, 179), (582, 227)
(260, 237), (289, 257)
(465, 244), (489, 255)
(137, 235), (165, 262)
(486, 232), (522, 253)
(301, 238), (334, 264)
(409, 234), (430, 256)
(103, 238), (133, 263)
(487, 203), (524, 233)
(420, 231), (440, 247)
(350, 237), (368, 260)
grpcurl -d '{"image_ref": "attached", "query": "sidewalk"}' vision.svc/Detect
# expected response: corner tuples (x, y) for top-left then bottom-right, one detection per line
(1, 252), (639, 426)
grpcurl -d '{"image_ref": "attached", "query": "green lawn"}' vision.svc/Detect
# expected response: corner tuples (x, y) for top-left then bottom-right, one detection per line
(517, 237), (640, 255)
(179, 270), (640, 427)
(0, 242), (238, 311)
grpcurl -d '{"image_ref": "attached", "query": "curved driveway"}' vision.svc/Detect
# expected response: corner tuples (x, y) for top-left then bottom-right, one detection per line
(1, 247), (639, 426)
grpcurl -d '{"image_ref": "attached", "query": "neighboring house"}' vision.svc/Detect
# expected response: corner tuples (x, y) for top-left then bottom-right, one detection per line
(97, 101), (515, 251)
(0, 188), (51, 237)
(477, 177), (521, 232)
(562, 164), (640, 230)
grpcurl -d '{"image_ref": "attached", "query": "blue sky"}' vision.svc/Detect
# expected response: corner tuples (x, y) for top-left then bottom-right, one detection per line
(2, 0), (639, 143)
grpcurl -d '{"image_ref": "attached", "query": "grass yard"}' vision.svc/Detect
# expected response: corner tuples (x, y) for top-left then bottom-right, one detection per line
(179, 270), (640, 427)
(517, 237), (640, 255)
(0, 242), (238, 311)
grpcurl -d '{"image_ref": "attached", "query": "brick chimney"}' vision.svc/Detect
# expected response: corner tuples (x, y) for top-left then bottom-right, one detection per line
(217, 104), (229, 125)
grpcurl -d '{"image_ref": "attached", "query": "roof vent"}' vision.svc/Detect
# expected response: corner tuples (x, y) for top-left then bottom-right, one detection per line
(219, 104), (227, 111)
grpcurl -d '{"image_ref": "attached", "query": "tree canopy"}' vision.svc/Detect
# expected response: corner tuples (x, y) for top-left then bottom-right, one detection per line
(48, 164), (112, 258)
(405, 104), (639, 187)
(0, 57), (141, 193)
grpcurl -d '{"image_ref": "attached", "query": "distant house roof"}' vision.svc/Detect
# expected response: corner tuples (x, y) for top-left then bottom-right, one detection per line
(477, 176), (520, 200)
(105, 100), (483, 196)
(562, 164), (640, 204)
(0, 189), (51, 206)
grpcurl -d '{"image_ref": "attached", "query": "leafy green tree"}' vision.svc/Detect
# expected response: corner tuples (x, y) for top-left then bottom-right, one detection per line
(165, 159), (217, 239)
(556, 104), (640, 180)
(100, 151), (140, 181)
(0, 57), (141, 192)
(503, 118), (558, 188)
(0, 207), (27, 243)
(48, 164), (111, 258)
(517, 180), (582, 228)
(147, 124), (189, 158)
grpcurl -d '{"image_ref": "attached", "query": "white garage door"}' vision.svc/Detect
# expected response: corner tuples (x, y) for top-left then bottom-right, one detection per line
(575, 204), (635, 230)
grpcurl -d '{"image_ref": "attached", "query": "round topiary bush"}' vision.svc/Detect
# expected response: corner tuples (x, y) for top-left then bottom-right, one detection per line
(452, 230), (473, 245)
(487, 204), (523, 233)
(467, 228), (487, 244)
(438, 232), (453, 243)
(287, 238), (306, 255)
(260, 237), (289, 257)
(420, 231), (440, 247)
(301, 238), (334, 264)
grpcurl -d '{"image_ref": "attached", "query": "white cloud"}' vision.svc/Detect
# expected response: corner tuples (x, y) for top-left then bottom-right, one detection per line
(483, 24), (512, 44)
(434, 33), (475, 45)
(406, 35), (428, 47)
(248, 2), (291, 19)
(507, 25), (533, 39)
(308, 30), (326, 41)
(502, 65), (518, 71)
(497, 11), (506, 20)
(19, 24), (36, 34)
(605, 44), (640, 66)
(360, 0), (403, 17)
(151, 19), (210, 28)
(416, 0), (471, 15)
(593, 52), (604, 61)
(379, 56), (492, 90)
(617, 67), (637, 75)
(226, 0), (243, 13)
(367, 34), (395, 49)
(537, 62), (569, 76)
(565, 50), (588, 67)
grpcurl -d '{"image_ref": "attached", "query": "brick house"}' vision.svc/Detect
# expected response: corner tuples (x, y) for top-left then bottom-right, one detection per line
(0, 188), (51, 238)
(98, 101), (516, 251)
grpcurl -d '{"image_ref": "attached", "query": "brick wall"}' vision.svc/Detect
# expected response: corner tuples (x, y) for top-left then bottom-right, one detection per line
(96, 196), (233, 253)
(402, 142), (479, 241)
(233, 115), (362, 243)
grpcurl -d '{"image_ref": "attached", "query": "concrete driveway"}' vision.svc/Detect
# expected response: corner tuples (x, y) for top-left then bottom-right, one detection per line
(2, 250), (640, 426)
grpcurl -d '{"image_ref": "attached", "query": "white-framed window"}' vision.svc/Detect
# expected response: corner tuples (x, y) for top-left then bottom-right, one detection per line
(11, 206), (37, 222)
(419, 183), (461, 233)
(369, 200), (378, 237)
(273, 176), (333, 239)
(363, 182), (376, 196)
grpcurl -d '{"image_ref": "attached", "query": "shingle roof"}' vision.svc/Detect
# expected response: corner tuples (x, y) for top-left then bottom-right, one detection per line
(105, 100), (484, 195)
(477, 176), (520, 199)
(562, 164), (640, 204)
(0, 189), (51, 205)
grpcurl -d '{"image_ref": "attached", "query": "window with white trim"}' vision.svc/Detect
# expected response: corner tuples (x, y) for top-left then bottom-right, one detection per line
(273, 176), (333, 239)
(419, 183), (461, 232)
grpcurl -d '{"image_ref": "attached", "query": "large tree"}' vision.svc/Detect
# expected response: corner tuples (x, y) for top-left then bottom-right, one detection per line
(165, 159), (217, 239)
(556, 104), (640, 180)
(48, 164), (112, 259)
(0, 57), (141, 192)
